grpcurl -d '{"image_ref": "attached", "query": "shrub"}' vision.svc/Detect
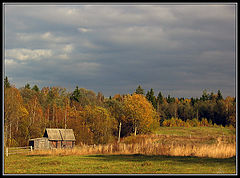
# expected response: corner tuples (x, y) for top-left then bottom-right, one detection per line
(162, 117), (216, 127)
(200, 118), (209, 126)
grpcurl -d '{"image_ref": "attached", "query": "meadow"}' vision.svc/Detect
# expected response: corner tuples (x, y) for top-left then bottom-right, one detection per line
(4, 126), (236, 175)
(4, 154), (236, 174)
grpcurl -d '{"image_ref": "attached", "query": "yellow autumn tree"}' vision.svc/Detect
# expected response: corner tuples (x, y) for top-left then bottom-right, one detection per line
(4, 87), (29, 146)
(82, 105), (118, 144)
(123, 94), (159, 136)
(224, 96), (236, 127)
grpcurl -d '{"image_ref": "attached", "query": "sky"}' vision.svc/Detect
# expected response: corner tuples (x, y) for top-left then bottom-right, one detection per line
(4, 3), (236, 98)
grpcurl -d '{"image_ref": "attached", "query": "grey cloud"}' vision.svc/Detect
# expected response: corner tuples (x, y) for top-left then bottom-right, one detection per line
(4, 4), (236, 98)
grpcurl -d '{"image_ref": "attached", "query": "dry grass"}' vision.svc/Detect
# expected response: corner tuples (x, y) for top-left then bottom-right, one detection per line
(167, 143), (236, 158)
(28, 134), (236, 159)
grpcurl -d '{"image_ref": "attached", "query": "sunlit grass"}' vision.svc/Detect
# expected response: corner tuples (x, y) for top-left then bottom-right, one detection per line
(4, 154), (236, 174)
(154, 126), (235, 137)
(4, 126), (236, 174)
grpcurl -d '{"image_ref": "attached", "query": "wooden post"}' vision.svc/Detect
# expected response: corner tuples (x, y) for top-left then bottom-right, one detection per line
(134, 126), (137, 136)
(9, 123), (11, 147)
(118, 122), (122, 143)
(6, 147), (8, 157)
(30, 146), (32, 152)
(196, 108), (199, 120)
(64, 108), (67, 129)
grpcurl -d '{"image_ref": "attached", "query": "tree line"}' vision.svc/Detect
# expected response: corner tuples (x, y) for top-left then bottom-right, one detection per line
(4, 77), (236, 147)
(136, 85), (236, 127)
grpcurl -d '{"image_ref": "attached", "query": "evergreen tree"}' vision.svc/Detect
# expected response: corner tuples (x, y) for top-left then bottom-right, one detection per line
(156, 91), (164, 104)
(32, 85), (40, 92)
(217, 90), (223, 101)
(200, 89), (209, 101)
(4, 76), (11, 88)
(166, 94), (175, 103)
(135, 85), (144, 95)
(70, 86), (81, 102)
(209, 92), (214, 101)
(146, 88), (157, 109)
(24, 83), (31, 89)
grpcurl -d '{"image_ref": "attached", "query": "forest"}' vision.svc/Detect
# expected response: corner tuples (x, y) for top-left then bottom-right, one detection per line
(4, 77), (236, 147)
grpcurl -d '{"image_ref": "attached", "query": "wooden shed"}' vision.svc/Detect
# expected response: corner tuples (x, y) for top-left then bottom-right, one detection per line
(29, 128), (76, 150)
(29, 137), (49, 150)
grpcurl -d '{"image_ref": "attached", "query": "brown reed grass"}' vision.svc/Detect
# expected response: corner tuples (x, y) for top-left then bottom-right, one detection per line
(28, 135), (236, 158)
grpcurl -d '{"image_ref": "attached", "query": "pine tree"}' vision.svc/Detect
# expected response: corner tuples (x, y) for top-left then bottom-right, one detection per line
(70, 86), (81, 102)
(4, 76), (11, 88)
(24, 83), (31, 89)
(200, 89), (209, 101)
(166, 94), (175, 103)
(217, 90), (223, 101)
(32, 85), (40, 92)
(156, 91), (164, 104)
(135, 85), (144, 95)
(146, 88), (157, 109)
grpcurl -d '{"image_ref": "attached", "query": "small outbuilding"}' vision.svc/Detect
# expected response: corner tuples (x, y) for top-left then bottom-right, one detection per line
(29, 128), (76, 150)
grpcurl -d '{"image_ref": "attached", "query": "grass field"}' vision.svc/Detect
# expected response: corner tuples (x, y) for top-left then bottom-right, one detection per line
(4, 154), (236, 174)
(4, 126), (236, 175)
(154, 126), (235, 137)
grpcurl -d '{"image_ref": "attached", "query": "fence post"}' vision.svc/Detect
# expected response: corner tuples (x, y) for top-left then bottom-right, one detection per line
(30, 146), (32, 152)
(6, 147), (8, 157)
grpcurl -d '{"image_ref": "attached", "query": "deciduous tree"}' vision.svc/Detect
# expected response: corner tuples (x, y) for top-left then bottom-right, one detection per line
(83, 105), (117, 144)
(124, 94), (158, 136)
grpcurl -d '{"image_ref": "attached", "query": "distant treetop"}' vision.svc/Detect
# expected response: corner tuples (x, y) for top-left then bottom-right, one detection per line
(135, 85), (144, 95)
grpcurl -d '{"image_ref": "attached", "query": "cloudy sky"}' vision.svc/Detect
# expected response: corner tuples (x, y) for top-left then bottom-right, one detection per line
(4, 3), (236, 98)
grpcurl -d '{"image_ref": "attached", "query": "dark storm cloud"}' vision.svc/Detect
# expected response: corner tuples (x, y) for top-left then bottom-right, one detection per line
(4, 4), (236, 98)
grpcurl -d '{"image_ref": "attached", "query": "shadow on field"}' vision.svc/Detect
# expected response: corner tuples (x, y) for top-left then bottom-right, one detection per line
(86, 154), (236, 164)
(27, 155), (49, 157)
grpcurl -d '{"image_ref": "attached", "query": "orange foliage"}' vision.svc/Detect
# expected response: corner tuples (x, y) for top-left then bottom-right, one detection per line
(123, 94), (158, 135)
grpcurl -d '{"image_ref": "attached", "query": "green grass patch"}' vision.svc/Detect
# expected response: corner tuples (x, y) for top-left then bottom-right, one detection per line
(4, 127), (236, 174)
(155, 126), (235, 137)
(4, 154), (236, 174)
(152, 126), (236, 146)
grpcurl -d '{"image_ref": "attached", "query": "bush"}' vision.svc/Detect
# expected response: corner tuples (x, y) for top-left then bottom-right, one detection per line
(191, 118), (200, 127)
(162, 117), (218, 128)
(200, 118), (211, 126)
(162, 117), (186, 127)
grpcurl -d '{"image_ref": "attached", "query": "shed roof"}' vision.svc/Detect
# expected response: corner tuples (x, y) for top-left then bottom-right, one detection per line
(29, 137), (48, 141)
(43, 128), (76, 141)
